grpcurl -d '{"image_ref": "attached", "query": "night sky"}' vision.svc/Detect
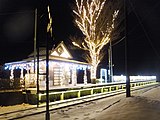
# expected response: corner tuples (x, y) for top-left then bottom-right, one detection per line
(0, 0), (160, 76)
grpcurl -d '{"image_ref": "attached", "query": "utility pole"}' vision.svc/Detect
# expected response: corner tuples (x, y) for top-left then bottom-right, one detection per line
(124, 0), (131, 97)
(34, 9), (37, 74)
(46, 4), (52, 120)
(46, 31), (50, 120)
(33, 8), (40, 107)
(110, 40), (113, 83)
(108, 40), (113, 83)
(108, 47), (111, 82)
(35, 8), (40, 108)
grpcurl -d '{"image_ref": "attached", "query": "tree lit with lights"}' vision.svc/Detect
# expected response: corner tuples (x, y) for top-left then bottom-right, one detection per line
(72, 0), (119, 82)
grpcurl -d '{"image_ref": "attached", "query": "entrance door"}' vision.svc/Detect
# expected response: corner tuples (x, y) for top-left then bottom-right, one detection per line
(77, 69), (84, 83)
(53, 66), (62, 86)
(86, 69), (91, 83)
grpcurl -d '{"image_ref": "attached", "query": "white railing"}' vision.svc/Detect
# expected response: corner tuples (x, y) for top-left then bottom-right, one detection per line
(38, 79), (157, 102)
(113, 75), (156, 83)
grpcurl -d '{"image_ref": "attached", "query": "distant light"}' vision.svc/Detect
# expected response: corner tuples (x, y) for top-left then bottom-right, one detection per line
(4, 66), (9, 70)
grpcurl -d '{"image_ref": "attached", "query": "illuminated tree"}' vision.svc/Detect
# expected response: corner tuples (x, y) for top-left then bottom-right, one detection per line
(72, 0), (119, 82)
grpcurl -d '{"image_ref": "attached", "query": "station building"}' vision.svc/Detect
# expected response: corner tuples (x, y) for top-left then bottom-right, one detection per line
(4, 41), (91, 88)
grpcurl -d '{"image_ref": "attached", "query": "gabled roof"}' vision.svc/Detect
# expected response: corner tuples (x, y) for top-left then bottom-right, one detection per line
(5, 41), (90, 66)
(23, 41), (86, 63)
(50, 41), (73, 59)
(28, 41), (72, 59)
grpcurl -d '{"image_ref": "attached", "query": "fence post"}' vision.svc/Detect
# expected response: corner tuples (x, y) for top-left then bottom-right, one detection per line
(109, 86), (111, 92)
(101, 87), (104, 93)
(91, 89), (94, 95)
(78, 91), (81, 98)
(60, 92), (64, 100)
(116, 85), (119, 90)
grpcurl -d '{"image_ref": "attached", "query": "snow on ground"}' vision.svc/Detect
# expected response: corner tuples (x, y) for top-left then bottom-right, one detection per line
(1, 85), (160, 120)
(0, 103), (35, 115)
(51, 85), (160, 120)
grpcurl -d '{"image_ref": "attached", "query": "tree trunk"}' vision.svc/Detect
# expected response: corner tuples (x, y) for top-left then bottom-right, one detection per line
(91, 65), (97, 84)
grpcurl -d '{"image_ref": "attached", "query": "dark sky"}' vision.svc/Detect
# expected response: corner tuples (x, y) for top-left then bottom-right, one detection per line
(0, 0), (160, 76)
(111, 0), (160, 75)
(127, 0), (160, 75)
(0, 0), (36, 63)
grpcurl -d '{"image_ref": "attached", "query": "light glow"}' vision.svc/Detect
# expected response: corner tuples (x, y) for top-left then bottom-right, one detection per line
(47, 5), (52, 36)
(72, 0), (119, 79)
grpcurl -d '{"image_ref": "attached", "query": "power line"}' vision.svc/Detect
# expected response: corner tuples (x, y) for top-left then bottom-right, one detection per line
(0, 10), (34, 16)
(128, 0), (160, 36)
(112, 36), (125, 47)
(128, 0), (160, 60)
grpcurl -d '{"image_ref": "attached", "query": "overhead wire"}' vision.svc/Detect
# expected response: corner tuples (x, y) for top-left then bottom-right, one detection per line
(112, 36), (125, 47)
(128, 0), (160, 60)
(112, 0), (160, 48)
(0, 10), (34, 15)
(128, 0), (160, 36)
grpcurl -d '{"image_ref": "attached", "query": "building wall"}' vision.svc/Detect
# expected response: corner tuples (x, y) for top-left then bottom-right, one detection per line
(4, 60), (91, 88)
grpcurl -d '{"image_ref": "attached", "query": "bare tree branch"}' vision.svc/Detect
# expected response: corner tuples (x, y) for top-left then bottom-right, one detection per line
(71, 0), (120, 79)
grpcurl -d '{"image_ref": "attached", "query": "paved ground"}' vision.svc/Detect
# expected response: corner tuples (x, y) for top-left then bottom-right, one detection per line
(0, 83), (159, 120)
(18, 85), (160, 119)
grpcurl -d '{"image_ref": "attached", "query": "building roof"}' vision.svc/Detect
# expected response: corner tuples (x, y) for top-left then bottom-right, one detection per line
(5, 41), (90, 66)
